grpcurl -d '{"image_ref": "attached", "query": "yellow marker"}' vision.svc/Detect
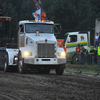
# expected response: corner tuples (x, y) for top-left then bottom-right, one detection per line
(26, 20), (29, 22)
(35, 20), (38, 22)
(50, 21), (53, 23)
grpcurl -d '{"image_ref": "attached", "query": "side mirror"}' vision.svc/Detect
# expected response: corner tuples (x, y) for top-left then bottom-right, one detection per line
(54, 23), (61, 34)
(67, 37), (70, 43)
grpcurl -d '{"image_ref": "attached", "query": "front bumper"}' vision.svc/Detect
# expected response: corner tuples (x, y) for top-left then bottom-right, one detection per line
(24, 57), (66, 65)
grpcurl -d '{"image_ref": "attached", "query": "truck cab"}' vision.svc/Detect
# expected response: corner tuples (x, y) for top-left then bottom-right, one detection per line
(64, 31), (90, 64)
(4, 20), (66, 75)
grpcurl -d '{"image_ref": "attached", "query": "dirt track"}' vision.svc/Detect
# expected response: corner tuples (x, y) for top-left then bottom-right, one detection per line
(0, 70), (100, 100)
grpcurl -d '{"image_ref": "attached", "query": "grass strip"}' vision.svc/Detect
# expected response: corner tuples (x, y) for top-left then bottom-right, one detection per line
(64, 68), (98, 75)
(64, 68), (77, 73)
(76, 64), (99, 69)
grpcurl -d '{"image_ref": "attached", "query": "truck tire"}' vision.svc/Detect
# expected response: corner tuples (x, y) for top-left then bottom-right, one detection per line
(55, 64), (65, 75)
(18, 54), (27, 74)
(4, 54), (11, 72)
(72, 54), (78, 64)
(4, 53), (17, 72)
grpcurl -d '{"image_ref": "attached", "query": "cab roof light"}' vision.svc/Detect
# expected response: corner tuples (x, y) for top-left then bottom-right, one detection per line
(26, 20), (29, 22)
(35, 20), (38, 22)
(35, 20), (42, 22)
(50, 21), (53, 23)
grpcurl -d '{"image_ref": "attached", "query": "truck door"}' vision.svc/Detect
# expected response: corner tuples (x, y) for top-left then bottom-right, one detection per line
(19, 25), (25, 47)
(65, 35), (77, 61)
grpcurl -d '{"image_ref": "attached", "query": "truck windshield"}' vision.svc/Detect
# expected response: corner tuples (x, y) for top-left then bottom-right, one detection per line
(25, 23), (53, 33)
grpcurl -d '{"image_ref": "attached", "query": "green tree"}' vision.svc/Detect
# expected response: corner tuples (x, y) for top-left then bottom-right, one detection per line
(0, 0), (100, 44)
(48, 0), (98, 42)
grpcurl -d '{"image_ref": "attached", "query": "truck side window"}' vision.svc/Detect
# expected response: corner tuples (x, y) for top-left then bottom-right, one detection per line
(64, 35), (68, 44)
(69, 35), (77, 42)
(19, 25), (24, 33)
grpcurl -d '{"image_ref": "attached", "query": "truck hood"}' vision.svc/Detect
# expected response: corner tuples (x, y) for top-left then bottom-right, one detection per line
(26, 33), (56, 42)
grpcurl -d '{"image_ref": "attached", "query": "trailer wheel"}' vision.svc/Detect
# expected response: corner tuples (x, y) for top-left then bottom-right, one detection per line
(4, 54), (11, 72)
(18, 54), (27, 74)
(55, 64), (65, 75)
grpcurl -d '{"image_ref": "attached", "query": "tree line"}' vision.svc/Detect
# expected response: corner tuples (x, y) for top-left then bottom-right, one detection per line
(0, 0), (100, 44)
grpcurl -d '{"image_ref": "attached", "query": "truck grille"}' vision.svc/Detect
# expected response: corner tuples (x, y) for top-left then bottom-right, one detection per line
(37, 43), (56, 58)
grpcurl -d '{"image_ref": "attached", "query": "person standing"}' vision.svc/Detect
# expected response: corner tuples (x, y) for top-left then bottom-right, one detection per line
(87, 43), (91, 53)
(94, 33), (99, 48)
(81, 47), (88, 64)
(87, 43), (91, 64)
(76, 44), (81, 64)
(98, 32), (100, 43)
(98, 42), (100, 68)
(89, 47), (95, 64)
(76, 44), (80, 54)
(94, 48), (97, 64)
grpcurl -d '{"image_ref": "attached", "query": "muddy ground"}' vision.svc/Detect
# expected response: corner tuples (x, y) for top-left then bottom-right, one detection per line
(0, 68), (100, 100)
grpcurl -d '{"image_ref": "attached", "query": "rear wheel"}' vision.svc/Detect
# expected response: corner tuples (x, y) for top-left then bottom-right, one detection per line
(55, 64), (65, 75)
(4, 53), (17, 72)
(4, 54), (11, 72)
(18, 53), (27, 74)
(72, 54), (78, 64)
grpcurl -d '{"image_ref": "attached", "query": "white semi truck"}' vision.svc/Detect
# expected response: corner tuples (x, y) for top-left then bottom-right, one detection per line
(4, 20), (66, 75)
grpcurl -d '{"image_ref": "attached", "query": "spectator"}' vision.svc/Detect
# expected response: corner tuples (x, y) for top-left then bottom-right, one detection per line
(76, 44), (81, 64)
(87, 43), (91, 64)
(89, 46), (95, 64)
(93, 45), (96, 50)
(98, 32), (100, 43)
(80, 45), (83, 53)
(92, 45), (97, 64)
(97, 42), (100, 68)
(87, 43), (91, 53)
(94, 48), (97, 64)
(78, 46), (83, 64)
(81, 47), (88, 64)
(76, 44), (80, 54)
(94, 33), (99, 48)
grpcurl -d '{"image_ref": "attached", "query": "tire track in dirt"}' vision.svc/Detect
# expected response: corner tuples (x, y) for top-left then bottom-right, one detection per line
(0, 70), (100, 100)
(0, 92), (22, 100)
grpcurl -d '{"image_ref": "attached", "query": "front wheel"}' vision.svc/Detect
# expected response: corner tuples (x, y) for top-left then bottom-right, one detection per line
(18, 54), (27, 74)
(55, 64), (65, 75)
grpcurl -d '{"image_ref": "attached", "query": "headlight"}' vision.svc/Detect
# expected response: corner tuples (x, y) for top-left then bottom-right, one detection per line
(60, 52), (66, 57)
(58, 52), (66, 57)
(23, 51), (32, 56)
